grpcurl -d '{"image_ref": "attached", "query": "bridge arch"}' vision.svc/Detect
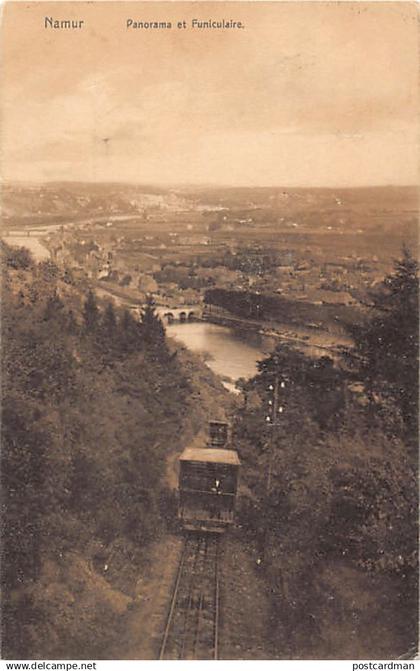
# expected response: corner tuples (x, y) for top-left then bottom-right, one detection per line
(155, 305), (202, 322)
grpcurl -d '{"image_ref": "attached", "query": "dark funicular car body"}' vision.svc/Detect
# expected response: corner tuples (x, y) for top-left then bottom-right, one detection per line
(178, 447), (240, 533)
(208, 421), (229, 448)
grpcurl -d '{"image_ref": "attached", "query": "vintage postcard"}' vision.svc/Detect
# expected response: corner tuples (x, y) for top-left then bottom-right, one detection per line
(1, 0), (418, 662)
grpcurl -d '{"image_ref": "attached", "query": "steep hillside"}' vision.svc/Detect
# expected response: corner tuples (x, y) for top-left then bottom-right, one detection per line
(1, 243), (234, 658)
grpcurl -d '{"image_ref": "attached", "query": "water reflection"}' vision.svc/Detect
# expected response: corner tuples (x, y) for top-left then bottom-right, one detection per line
(167, 322), (269, 389)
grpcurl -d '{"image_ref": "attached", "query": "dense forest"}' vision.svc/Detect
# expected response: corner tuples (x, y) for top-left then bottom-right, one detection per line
(1, 241), (418, 659)
(1, 242), (232, 658)
(204, 286), (361, 332)
(233, 249), (418, 657)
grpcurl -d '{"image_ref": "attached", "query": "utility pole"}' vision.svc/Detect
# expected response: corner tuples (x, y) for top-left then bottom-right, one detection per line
(266, 376), (278, 495)
(259, 371), (286, 563)
(265, 375), (285, 495)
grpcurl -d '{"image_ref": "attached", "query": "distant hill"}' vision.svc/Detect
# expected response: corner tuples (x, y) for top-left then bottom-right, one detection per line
(2, 182), (186, 221)
(3, 182), (417, 234)
(182, 184), (419, 212)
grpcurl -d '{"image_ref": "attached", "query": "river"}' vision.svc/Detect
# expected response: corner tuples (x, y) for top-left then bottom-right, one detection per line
(3, 227), (344, 392)
(167, 318), (348, 393)
(167, 321), (269, 392)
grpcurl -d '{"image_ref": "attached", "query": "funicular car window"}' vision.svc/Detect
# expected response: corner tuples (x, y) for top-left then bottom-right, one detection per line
(181, 462), (237, 493)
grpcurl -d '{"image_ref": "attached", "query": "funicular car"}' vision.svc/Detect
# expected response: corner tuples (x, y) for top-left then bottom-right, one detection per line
(208, 420), (230, 447)
(178, 422), (240, 533)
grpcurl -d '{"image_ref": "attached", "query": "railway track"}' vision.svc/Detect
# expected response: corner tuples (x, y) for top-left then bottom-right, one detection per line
(159, 532), (221, 660)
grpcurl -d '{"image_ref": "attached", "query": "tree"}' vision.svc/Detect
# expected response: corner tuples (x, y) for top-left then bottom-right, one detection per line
(43, 290), (64, 321)
(1, 262), (197, 658)
(37, 260), (59, 283)
(2, 242), (34, 270)
(101, 301), (117, 337)
(97, 301), (119, 362)
(346, 247), (418, 440)
(82, 290), (99, 333)
(255, 345), (345, 430)
(139, 295), (167, 355)
(66, 309), (79, 335)
(119, 309), (142, 353)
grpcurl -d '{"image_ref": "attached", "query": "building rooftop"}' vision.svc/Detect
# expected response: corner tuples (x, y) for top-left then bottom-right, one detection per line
(179, 447), (240, 466)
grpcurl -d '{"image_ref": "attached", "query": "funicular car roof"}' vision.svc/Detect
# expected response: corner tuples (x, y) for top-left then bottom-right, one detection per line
(179, 447), (240, 466)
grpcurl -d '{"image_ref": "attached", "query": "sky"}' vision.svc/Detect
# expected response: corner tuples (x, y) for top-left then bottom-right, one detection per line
(1, 1), (418, 187)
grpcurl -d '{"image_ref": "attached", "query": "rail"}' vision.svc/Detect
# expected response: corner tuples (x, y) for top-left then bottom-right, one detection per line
(159, 533), (221, 660)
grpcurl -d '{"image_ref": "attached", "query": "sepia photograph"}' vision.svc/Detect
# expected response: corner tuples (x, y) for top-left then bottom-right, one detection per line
(1, 0), (418, 662)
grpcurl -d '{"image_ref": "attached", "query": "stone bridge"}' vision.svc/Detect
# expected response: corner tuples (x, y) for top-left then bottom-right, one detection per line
(155, 305), (202, 324)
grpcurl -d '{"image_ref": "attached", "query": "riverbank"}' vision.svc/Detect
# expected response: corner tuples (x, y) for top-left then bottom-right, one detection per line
(2, 228), (352, 366)
(202, 308), (352, 360)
